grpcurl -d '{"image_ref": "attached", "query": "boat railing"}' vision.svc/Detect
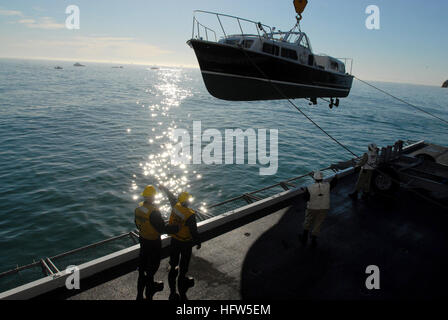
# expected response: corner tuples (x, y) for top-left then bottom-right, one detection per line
(192, 10), (275, 43)
(337, 58), (354, 75)
(192, 16), (217, 42)
(316, 52), (354, 75)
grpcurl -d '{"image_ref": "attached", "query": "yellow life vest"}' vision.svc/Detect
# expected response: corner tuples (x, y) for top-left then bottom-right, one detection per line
(134, 202), (160, 240)
(168, 202), (195, 242)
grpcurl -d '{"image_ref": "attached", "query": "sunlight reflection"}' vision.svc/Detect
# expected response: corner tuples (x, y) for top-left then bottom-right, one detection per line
(131, 68), (198, 218)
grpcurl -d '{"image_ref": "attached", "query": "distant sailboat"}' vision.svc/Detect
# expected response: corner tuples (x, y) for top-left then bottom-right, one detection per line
(73, 62), (85, 67)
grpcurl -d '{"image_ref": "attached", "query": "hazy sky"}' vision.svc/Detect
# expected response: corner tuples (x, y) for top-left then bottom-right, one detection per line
(0, 0), (447, 86)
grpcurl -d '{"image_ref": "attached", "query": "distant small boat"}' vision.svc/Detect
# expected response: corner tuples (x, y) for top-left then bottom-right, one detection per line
(112, 66), (124, 69)
(73, 62), (85, 67)
(443, 80), (448, 88)
(150, 67), (159, 70)
(54, 66), (63, 70)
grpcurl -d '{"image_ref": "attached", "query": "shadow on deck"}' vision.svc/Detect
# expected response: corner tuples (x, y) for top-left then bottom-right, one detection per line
(241, 173), (448, 300)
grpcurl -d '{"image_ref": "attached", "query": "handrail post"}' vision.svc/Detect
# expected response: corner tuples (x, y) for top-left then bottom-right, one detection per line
(255, 22), (261, 40)
(46, 258), (60, 274)
(237, 18), (244, 37)
(217, 14), (227, 38)
(40, 259), (53, 276)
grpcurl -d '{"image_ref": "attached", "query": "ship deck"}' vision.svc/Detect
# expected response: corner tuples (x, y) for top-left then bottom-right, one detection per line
(66, 172), (448, 300)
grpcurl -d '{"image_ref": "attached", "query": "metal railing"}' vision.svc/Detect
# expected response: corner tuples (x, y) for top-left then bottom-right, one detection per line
(316, 52), (354, 75)
(0, 232), (139, 292)
(192, 16), (217, 42)
(337, 58), (354, 75)
(192, 10), (275, 42)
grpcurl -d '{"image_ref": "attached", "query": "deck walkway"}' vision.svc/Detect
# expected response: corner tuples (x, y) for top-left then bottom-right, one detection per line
(68, 173), (448, 300)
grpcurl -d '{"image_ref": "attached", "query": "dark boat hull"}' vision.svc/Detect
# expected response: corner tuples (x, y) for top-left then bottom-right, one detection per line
(189, 39), (354, 101)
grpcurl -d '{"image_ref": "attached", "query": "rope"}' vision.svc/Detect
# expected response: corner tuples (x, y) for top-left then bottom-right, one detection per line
(353, 78), (447, 210)
(239, 47), (360, 159)
(355, 76), (448, 126)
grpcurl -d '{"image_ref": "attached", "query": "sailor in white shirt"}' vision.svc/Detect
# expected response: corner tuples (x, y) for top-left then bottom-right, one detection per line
(300, 170), (338, 247)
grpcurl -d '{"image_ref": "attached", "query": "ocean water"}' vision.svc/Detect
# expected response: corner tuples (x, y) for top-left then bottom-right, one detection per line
(0, 58), (447, 275)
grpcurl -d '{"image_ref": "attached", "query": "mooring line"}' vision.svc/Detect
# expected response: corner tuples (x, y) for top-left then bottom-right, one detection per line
(355, 76), (448, 126)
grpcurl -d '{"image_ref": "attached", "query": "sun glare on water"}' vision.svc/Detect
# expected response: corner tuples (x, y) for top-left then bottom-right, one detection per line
(131, 68), (194, 217)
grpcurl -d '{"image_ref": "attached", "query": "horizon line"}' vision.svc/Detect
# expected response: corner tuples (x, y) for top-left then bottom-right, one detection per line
(0, 56), (443, 87)
(0, 56), (200, 69)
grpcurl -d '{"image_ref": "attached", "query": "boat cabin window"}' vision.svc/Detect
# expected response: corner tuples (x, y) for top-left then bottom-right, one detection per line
(242, 40), (254, 49)
(281, 48), (298, 61)
(330, 61), (339, 71)
(263, 43), (280, 56)
(224, 39), (240, 46)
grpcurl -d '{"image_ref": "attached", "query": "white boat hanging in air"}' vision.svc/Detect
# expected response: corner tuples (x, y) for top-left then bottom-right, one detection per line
(187, 1), (354, 103)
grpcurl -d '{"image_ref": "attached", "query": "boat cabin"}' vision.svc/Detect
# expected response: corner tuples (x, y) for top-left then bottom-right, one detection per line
(218, 32), (346, 75)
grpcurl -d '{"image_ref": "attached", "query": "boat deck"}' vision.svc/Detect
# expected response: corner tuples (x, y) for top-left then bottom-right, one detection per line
(67, 172), (448, 300)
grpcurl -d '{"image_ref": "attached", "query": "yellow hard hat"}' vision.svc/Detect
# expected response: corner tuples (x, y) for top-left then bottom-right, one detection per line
(141, 185), (156, 197)
(178, 191), (191, 203)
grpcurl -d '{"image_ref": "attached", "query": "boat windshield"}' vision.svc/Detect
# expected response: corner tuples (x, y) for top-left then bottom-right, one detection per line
(262, 31), (307, 45)
(219, 32), (309, 47)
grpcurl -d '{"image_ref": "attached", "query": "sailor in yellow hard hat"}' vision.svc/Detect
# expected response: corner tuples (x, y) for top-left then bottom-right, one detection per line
(134, 185), (179, 300)
(158, 185), (201, 301)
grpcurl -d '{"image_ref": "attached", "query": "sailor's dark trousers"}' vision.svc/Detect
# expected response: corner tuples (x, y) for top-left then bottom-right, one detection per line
(137, 237), (161, 294)
(169, 238), (193, 277)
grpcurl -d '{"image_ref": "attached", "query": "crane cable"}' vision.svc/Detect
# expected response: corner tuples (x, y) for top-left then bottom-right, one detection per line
(355, 76), (448, 126)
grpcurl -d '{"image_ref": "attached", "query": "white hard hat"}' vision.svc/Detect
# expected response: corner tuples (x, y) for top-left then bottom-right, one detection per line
(313, 171), (323, 180)
(368, 143), (377, 151)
